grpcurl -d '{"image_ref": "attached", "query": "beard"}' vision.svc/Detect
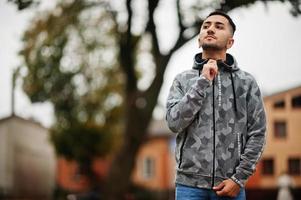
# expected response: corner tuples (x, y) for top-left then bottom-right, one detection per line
(201, 42), (224, 51)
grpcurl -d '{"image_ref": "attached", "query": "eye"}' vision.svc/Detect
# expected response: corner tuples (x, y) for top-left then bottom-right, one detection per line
(216, 25), (224, 29)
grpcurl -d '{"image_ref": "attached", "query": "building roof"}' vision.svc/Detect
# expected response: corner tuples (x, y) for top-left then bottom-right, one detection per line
(0, 114), (47, 130)
(264, 84), (301, 99)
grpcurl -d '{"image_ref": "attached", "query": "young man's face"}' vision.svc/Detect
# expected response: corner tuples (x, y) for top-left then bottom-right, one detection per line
(198, 15), (234, 51)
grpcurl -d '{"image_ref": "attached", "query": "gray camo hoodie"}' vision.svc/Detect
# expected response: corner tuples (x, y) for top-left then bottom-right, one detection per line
(166, 53), (266, 188)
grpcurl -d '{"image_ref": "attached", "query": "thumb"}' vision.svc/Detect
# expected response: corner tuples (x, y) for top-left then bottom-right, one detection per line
(213, 181), (225, 191)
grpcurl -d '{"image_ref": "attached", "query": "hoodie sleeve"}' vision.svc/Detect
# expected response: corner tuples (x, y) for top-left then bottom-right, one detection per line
(231, 78), (267, 187)
(166, 73), (211, 133)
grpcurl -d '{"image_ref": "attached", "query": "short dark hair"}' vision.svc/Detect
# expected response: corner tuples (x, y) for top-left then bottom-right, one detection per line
(206, 11), (236, 35)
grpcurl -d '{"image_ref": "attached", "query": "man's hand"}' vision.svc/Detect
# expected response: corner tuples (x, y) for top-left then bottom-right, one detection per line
(201, 59), (218, 81)
(213, 179), (241, 197)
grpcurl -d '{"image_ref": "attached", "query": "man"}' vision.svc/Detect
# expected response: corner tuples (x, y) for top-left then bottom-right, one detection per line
(166, 11), (266, 200)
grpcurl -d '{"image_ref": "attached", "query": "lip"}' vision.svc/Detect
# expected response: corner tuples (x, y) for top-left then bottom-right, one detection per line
(205, 35), (216, 40)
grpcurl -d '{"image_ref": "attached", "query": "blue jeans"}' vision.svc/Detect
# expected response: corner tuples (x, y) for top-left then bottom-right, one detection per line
(176, 184), (246, 200)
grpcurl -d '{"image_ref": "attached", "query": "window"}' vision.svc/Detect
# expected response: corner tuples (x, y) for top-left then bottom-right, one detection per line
(142, 157), (155, 179)
(273, 100), (285, 108)
(274, 121), (287, 138)
(292, 95), (301, 108)
(73, 166), (84, 181)
(288, 158), (301, 175)
(262, 158), (274, 175)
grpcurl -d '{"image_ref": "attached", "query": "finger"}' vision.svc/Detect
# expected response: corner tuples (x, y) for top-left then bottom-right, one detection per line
(212, 63), (218, 72)
(210, 68), (218, 78)
(208, 62), (218, 73)
(213, 182), (225, 191)
(208, 59), (217, 64)
(210, 68), (217, 77)
(202, 65), (211, 74)
(216, 189), (227, 196)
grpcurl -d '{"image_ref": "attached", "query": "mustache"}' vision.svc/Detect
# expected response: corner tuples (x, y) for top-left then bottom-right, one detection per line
(205, 35), (217, 39)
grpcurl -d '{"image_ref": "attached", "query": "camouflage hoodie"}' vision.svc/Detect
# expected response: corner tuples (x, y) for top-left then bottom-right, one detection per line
(166, 53), (266, 188)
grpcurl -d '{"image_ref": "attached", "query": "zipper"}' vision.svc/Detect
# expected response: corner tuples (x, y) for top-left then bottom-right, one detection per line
(196, 70), (201, 123)
(211, 79), (216, 188)
(237, 132), (241, 158)
(178, 131), (188, 168)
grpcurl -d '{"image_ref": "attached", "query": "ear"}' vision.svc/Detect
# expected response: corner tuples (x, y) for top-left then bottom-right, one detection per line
(226, 38), (234, 49)
(198, 36), (202, 48)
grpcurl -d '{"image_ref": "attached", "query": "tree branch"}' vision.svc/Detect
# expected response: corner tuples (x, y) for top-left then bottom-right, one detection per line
(145, 0), (160, 57)
(170, 1), (203, 55)
(8, 0), (36, 10)
(126, 0), (133, 41)
(288, 0), (301, 16)
(144, 0), (201, 104)
(176, 0), (185, 31)
(119, 0), (138, 92)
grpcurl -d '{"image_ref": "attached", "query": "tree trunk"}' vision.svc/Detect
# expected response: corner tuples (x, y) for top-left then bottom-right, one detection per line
(103, 91), (154, 199)
(102, 50), (170, 199)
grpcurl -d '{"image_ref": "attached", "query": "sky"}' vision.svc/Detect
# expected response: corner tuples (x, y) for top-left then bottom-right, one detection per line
(1, 0), (301, 127)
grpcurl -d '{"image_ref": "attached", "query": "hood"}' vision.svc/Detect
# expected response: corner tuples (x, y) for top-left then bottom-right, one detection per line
(192, 52), (239, 114)
(192, 53), (239, 72)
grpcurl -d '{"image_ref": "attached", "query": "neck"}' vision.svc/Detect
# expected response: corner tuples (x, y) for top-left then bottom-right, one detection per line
(202, 50), (227, 61)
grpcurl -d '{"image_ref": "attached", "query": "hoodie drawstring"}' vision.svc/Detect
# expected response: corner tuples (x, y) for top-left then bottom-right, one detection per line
(230, 72), (238, 113)
(193, 53), (238, 115)
(217, 73), (222, 107)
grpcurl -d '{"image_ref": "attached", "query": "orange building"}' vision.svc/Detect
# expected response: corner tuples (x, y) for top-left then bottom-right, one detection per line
(132, 120), (175, 191)
(247, 85), (301, 189)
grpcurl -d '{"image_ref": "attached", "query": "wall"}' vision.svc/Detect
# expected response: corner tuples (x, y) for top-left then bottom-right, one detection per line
(0, 116), (56, 198)
(132, 137), (175, 191)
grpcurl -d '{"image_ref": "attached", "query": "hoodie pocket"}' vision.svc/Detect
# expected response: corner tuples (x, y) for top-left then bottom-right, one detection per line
(178, 131), (188, 169)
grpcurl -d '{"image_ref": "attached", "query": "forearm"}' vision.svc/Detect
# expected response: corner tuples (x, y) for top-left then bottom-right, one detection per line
(231, 128), (266, 187)
(231, 87), (266, 187)
(166, 75), (211, 133)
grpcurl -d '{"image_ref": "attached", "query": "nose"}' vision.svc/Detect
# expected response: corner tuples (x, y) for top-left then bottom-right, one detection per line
(207, 25), (215, 34)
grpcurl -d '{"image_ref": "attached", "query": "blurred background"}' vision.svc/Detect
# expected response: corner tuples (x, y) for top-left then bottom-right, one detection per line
(0, 0), (301, 199)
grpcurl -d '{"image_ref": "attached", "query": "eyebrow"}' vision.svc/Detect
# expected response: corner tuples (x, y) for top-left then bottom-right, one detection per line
(203, 21), (225, 26)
